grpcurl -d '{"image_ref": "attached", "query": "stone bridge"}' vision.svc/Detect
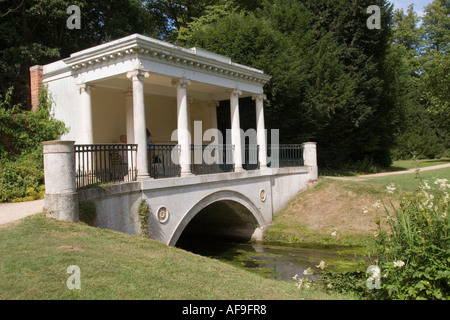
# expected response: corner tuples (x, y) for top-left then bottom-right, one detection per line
(43, 141), (318, 247)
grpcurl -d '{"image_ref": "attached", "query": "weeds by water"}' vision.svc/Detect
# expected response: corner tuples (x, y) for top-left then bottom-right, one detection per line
(320, 178), (450, 300)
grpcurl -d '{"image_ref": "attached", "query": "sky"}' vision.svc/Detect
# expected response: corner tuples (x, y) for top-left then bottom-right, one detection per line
(390, 0), (435, 16)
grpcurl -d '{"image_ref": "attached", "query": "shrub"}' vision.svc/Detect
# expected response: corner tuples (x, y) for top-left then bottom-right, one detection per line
(321, 178), (450, 300)
(0, 151), (44, 202)
(138, 200), (150, 237)
(0, 86), (67, 203)
(368, 178), (450, 299)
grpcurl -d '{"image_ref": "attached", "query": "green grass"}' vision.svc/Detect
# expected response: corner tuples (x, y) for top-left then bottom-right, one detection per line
(319, 158), (449, 177)
(360, 167), (450, 193)
(0, 214), (352, 300)
(388, 158), (450, 171)
(265, 167), (450, 257)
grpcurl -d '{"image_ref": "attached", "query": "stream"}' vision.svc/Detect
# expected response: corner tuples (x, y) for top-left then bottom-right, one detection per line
(181, 240), (365, 282)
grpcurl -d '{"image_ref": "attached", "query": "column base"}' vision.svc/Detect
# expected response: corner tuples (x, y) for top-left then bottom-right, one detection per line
(137, 174), (152, 181)
(44, 193), (79, 222)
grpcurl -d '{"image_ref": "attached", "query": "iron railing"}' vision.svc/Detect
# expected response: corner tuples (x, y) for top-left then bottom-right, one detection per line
(191, 144), (234, 175)
(75, 144), (137, 188)
(74, 143), (304, 186)
(148, 145), (181, 179)
(243, 145), (260, 171)
(267, 144), (304, 168)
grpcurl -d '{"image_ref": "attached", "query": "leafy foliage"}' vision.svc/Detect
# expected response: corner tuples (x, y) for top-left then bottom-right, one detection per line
(0, 86), (67, 202)
(321, 178), (450, 300)
(369, 179), (449, 299)
(0, 0), (448, 173)
(391, 1), (450, 159)
(138, 199), (150, 237)
(178, 0), (398, 168)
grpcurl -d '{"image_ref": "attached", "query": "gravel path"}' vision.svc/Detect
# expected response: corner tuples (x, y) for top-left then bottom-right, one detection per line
(0, 199), (44, 226)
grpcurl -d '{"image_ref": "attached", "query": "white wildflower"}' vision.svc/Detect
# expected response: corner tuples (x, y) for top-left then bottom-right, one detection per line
(316, 261), (327, 270)
(386, 183), (396, 194)
(292, 274), (299, 281)
(373, 200), (382, 209)
(362, 206), (369, 214)
(294, 277), (311, 289)
(393, 260), (405, 268)
(303, 267), (314, 275)
(331, 230), (337, 237)
(327, 283), (334, 289)
(434, 178), (449, 191)
(295, 278), (304, 289)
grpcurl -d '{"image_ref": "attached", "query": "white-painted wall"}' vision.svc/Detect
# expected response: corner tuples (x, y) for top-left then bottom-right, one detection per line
(78, 167), (314, 246)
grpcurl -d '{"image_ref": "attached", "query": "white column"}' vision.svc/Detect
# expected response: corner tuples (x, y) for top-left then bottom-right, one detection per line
(173, 78), (192, 176)
(127, 70), (150, 180)
(253, 94), (268, 169)
(78, 83), (94, 144)
(123, 89), (135, 172)
(229, 89), (243, 172)
(208, 100), (219, 131)
(123, 89), (134, 144)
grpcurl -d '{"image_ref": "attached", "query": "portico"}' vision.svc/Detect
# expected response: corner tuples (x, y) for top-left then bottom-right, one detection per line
(37, 34), (319, 244)
(36, 34), (272, 180)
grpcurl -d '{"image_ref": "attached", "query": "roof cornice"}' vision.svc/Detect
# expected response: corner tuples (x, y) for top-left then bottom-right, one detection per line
(63, 34), (272, 85)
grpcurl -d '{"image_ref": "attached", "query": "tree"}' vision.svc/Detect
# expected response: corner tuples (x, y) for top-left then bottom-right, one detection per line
(420, 0), (450, 150)
(178, 0), (398, 168)
(0, 0), (161, 110)
(422, 0), (450, 54)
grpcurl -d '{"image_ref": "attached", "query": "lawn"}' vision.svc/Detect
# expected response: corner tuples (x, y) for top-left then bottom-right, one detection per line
(0, 214), (352, 300)
(265, 167), (449, 247)
(388, 158), (450, 172)
(360, 167), (450, 192)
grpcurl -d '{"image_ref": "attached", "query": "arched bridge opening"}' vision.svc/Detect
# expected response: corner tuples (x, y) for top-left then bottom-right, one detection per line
(174, 200), (261, 255)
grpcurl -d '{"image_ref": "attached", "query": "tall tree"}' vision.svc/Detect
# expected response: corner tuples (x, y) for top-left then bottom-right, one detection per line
(0, 0), (160, 110)
(178, 0), (398, 168)
(420, 0), (450, 150)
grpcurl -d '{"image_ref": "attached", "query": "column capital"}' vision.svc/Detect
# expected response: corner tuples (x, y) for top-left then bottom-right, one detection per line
(171, 77), (191, 89)
(252, 94), (267, 102)
(127, 69), (150, 81)
(228, 89), (242, 97)
(207, 100), (220, 108)
(78, 83), (94, 94)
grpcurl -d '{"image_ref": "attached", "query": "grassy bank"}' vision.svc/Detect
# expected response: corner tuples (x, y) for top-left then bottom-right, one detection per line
(265, 167), (450, 247)
(0, 214), (352, 300)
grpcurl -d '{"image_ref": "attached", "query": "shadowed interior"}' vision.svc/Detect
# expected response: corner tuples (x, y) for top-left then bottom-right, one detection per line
(175, 200), (259, 252)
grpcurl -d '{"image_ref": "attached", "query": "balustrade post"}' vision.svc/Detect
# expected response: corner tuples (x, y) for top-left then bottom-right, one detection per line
(302, 142), (318, 180)
(42, 140), (79, 222)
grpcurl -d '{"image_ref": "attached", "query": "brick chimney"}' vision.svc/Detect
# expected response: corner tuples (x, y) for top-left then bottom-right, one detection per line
(30, 65), (43, 111)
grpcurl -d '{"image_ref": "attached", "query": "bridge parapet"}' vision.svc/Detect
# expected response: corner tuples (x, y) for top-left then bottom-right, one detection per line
(43, 140), (318, 246)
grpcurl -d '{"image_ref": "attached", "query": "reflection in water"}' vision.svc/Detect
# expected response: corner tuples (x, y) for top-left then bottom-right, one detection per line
(179, 239), (362, 282)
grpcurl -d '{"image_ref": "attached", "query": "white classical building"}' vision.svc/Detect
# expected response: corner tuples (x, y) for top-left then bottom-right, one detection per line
(31, 34), (272, 180)
(35, 34), (319, 244)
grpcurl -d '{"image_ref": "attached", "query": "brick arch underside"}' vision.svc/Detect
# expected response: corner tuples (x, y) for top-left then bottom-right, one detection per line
(168, 191), (264, 247)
